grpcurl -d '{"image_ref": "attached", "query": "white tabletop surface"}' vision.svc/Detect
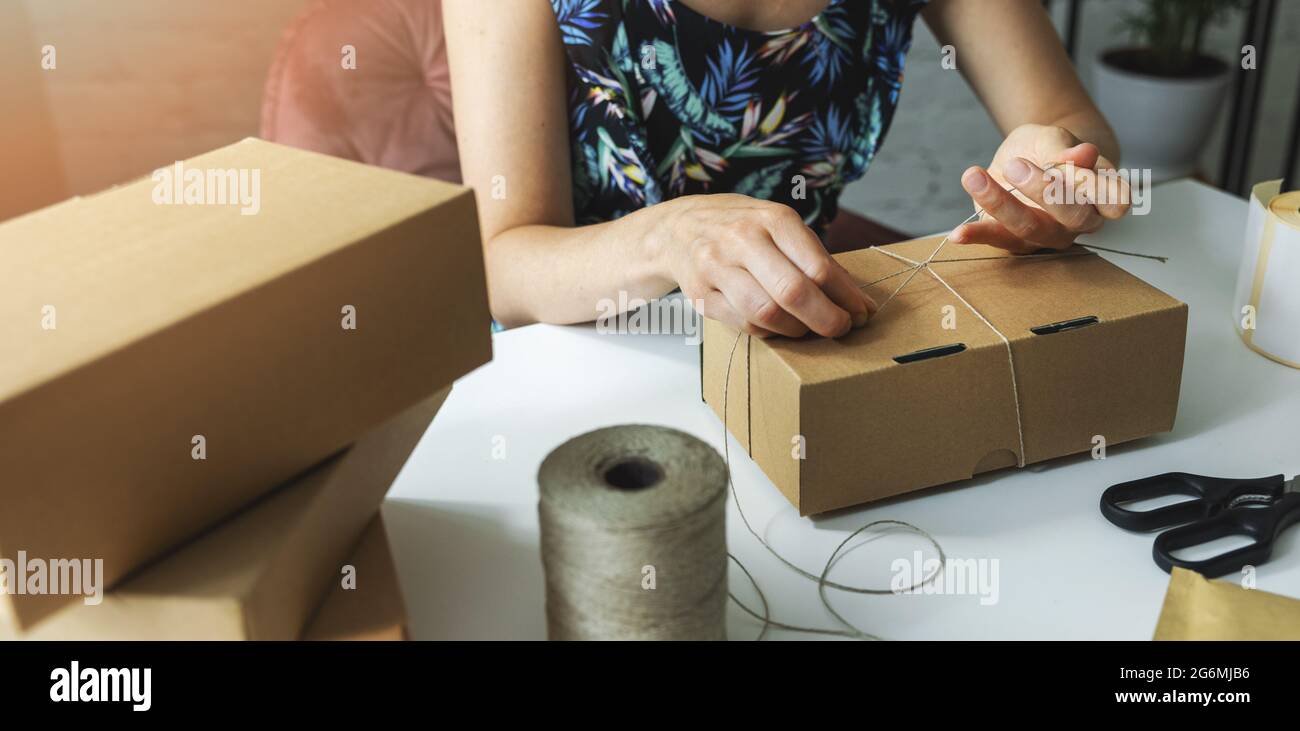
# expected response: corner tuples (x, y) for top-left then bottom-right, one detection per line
(384, 179), (1300, 640)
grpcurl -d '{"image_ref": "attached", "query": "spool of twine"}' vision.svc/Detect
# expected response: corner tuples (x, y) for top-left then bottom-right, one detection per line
(538, 425), (728, 640)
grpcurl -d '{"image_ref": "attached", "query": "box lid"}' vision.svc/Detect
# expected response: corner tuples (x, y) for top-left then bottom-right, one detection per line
(760, 238), (1185, 385)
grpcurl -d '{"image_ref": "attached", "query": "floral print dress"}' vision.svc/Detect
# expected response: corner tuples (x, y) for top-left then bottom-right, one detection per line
(550, 0), (929, 234)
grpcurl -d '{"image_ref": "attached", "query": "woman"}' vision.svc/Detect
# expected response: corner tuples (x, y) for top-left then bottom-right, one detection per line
(444, 0), (1129, 338)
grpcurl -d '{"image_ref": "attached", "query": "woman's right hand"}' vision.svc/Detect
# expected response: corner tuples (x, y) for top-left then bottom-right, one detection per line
(648, 195), (876, 338)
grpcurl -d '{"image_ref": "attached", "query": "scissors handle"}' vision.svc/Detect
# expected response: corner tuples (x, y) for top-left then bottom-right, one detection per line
(1100, 472), (1284, 531)
(1152, 492), (1300, 577)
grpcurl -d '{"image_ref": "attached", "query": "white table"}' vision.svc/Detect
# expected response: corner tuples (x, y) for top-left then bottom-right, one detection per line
(385, 180), (1300, 640)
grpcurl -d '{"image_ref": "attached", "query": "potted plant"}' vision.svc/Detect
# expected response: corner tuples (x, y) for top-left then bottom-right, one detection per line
(1093, 0), (1247, 182)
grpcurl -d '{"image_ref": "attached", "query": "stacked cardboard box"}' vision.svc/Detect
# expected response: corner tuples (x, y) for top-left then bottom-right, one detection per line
(303, 515), (409, 641)
(0, 139), (490, 638)
(1, 388), (447, 640)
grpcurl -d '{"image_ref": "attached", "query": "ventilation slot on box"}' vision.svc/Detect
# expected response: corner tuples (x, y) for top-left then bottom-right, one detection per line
(1030, 315), (1099, 336)
(893, 343), (967, 364)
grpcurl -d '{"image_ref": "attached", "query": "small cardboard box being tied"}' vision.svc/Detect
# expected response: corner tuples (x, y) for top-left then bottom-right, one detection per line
(0, 138), (490, 628)
(703, 236), (1188, 515)
(0, 387), (445, 640)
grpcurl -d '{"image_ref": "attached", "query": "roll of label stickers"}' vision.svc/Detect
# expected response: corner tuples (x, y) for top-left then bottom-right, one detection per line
(1234, 180), (1300, 369)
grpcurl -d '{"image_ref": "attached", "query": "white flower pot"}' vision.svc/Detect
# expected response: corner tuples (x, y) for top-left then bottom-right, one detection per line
(1093, 48), (1233, 183)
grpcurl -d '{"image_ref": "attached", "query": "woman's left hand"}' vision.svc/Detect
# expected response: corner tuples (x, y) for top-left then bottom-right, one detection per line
(952, 124), (1130, 254)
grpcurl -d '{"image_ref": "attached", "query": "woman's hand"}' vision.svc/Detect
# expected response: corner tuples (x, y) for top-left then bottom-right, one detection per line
(952, 124), (1130, 254)
(650, 195), (876, 338)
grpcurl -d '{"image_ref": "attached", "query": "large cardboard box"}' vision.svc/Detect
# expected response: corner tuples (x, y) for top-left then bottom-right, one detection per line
(0, 138), (490, 627)
(703, 237), (1188, 515)
(0, 388), (446, 640)
(302, 514), (408, 641)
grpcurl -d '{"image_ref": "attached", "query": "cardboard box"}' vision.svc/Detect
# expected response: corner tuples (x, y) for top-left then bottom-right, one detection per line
(1155, 567), (1300, 640)
(703, 237), (1188, 515)
(0, 138), (490, 627)
(303, 514), (408, 641)
(0, 388), (446, 640)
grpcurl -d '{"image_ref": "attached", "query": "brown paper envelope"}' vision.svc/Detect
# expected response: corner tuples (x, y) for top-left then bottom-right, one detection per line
(1154, 567), (1300, 640)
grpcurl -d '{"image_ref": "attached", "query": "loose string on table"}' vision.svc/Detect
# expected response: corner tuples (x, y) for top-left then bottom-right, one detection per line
(722, 329), (947, 641)
(721, 214), (1168, 640)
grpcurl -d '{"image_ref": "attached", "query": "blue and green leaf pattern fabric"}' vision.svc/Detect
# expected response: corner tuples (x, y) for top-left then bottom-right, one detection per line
(550, 0), (927, 233)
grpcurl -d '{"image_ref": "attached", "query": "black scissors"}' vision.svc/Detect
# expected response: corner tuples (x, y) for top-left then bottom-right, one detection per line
(1100, 472), (1300, 578)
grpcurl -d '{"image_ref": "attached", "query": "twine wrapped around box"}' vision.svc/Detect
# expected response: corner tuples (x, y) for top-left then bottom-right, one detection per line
(699, 224), (1182, 639)
(702, 225), (1186, 516)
